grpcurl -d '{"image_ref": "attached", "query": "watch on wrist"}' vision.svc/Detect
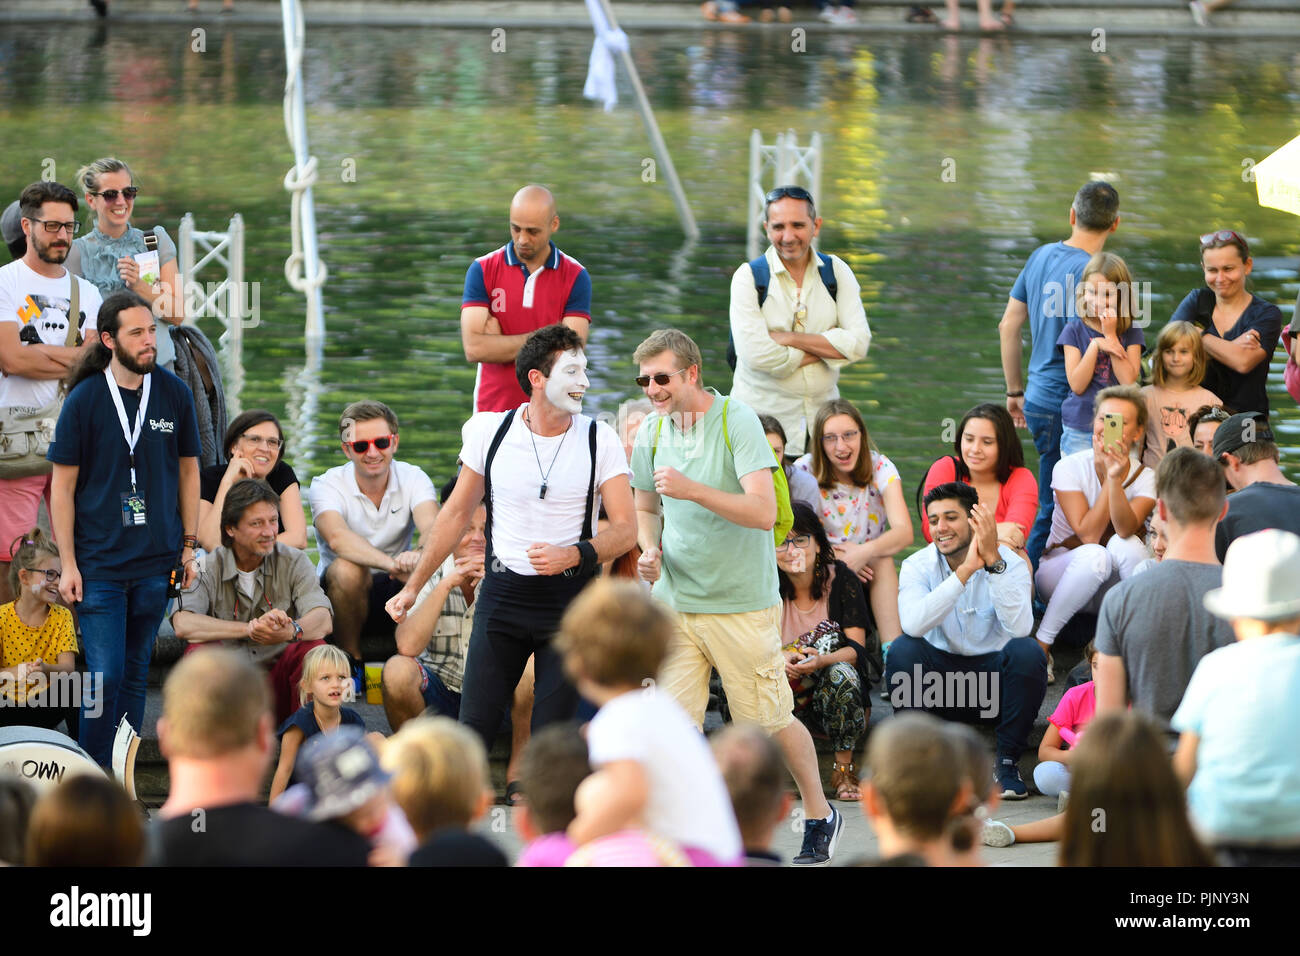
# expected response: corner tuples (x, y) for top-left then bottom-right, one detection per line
(291, 620), (304, 642)
(985, 559), (1007, 575)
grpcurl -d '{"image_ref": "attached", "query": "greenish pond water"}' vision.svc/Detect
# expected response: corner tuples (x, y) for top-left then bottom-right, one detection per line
(3, 23), (1298, 539)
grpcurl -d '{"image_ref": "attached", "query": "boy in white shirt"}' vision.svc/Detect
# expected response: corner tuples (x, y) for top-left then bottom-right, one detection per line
(556, 577), (743, 866)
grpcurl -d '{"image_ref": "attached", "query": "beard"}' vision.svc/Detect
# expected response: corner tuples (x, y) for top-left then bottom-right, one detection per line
(115, 341), (156, 375)
(32, 232), (70, 264)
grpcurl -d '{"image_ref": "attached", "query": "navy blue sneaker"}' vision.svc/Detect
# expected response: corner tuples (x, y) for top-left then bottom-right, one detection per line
(996, 755), (1028, 800)
(793, 806), (844, 866)
(349, 658), (365, 699)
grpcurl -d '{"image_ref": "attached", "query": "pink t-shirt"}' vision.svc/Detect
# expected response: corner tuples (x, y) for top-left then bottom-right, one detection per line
(1048, 680), (1096, 747)
(517, 832), (577, 867)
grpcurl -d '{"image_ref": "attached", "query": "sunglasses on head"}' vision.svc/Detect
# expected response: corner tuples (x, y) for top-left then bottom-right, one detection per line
(765, 185), (814, 204)
(1199, 229), (1248, 251)
(635, 368), (689, 388)
(92, 187), (139, 203)
(346, 434), (395, 454)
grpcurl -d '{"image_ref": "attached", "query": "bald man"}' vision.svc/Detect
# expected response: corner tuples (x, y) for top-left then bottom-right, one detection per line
(461, 185), (592, 412)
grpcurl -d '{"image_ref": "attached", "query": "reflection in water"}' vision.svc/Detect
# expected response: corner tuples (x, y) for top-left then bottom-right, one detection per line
(2, 23), (1296, 497)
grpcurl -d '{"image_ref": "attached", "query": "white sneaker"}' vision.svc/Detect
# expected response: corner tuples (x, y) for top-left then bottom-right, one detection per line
(982, 820), (1016, 847)
(1057, 789), (1070, 814)
(1046, 650), (1055, 685)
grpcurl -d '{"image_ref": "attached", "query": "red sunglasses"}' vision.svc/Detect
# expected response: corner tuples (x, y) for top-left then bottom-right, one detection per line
(346, 434), (395, 454)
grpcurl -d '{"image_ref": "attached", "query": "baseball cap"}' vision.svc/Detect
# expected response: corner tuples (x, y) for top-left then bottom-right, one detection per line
(295, 726), (390, 821)
(1, 201), (23, 246)
(1210, 410), (1273, 460)
(1204, 529), (1300, 622)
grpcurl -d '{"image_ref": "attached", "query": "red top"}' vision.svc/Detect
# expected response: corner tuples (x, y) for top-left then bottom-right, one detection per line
(920, 457), (1039, 543)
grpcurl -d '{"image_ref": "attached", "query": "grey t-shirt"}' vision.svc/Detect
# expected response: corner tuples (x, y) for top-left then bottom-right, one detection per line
(1094, 560), (1236, 731)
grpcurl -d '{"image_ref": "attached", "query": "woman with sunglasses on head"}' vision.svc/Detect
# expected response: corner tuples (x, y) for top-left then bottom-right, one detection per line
(67, 158), (184, 369)
(794, 399), (912, 645)
(1169, 229), (1282, 417)
(196, 410), (306, 552)
(776, 504), (880, 801)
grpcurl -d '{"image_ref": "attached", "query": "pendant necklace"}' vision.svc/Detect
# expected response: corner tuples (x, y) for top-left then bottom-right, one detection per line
(524, 408), (570, 499)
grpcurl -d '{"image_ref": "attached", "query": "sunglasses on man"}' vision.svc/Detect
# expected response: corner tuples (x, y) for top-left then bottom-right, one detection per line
(635, 368), (690, 388)
(345, 434), (396, 454)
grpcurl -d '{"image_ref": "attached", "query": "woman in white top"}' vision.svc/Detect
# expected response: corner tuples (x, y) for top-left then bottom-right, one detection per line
(794, 399), (912, 643)
(1035, 385), (1157, 680)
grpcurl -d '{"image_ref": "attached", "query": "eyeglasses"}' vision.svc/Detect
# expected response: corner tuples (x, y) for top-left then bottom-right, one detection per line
(241, 434), (283, 449)
(765, 186), (814, 204)
(346, 434), (395, 454)
(821, 429), (860, 446)
(27, 218), (79, 236)
(29, 568), (61, 583)
(776, 534), (813, 551)
(1199, 229), (1248, 251)
(635, 368), (689, 388)
(91, 187), (139, 203)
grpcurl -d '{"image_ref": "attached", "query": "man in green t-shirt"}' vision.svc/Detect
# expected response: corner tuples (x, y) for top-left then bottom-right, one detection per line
(630, 329), (843, 866)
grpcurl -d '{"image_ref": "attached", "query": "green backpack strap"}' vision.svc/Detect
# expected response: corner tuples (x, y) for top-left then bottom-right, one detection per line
(655, 399), (793, 547)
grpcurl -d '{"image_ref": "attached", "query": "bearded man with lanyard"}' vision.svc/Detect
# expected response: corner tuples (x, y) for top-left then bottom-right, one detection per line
(387, 324), (636, 750)
(49, 289), (201, 767)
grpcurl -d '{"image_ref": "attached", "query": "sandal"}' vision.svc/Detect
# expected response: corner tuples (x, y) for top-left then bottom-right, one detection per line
(504, 780), (525, 806)
(830, 761), (861, 801)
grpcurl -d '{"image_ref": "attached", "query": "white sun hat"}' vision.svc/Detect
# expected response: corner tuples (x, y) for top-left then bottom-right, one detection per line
(1203, 529), (1300, 622)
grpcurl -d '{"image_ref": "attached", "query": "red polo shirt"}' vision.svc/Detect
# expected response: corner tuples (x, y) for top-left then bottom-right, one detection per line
(462, 240), (592, 411)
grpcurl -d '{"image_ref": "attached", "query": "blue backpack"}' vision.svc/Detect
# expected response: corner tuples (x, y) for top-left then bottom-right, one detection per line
(726, 252), (839, 371)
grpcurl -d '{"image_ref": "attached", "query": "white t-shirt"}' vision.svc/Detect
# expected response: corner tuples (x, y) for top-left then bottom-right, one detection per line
(307, 460), (437, 573)
(1047, 448), (1156, 550)
(586, 688), (742, 861)
(0, 259), (102, 410)
(459, 408), (630, 576)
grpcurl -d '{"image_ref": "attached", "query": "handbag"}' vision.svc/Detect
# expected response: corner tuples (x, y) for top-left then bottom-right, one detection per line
(0, 277), (80, 479)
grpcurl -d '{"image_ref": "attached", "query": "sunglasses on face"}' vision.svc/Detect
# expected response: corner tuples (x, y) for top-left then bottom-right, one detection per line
(765, 185), (814, 204)
(346, 434), (395, 454)
(92, 187), (139, 203)
(635, 368), (689, 388)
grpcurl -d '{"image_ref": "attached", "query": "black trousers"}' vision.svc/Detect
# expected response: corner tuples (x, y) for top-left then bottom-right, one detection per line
(458, 565), (590, 750)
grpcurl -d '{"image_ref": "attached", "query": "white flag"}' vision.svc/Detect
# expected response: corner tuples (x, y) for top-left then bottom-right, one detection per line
(583, 0), (629, 111)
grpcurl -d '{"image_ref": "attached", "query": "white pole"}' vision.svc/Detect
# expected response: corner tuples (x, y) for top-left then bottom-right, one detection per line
(281, 0), (326, 342)
(748, 129), (762, 260)
(593, 0), (699, 242)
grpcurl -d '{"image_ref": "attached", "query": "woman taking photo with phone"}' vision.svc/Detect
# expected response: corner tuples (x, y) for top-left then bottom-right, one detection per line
(1033, 385), (1155, 683)
(67, 158), (184, 369)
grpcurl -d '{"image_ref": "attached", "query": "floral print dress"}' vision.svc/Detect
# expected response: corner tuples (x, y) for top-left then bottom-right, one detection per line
(793, 450), (901, 544)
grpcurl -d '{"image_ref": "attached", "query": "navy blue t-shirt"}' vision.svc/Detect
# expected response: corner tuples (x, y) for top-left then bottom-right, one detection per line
(47, 367), (201, 580)
(277, 705), (367, 787)
(1170, 289), (1282, 416)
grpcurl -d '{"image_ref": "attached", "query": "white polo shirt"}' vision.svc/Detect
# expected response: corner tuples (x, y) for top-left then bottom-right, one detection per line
(307, 460), (437, 573)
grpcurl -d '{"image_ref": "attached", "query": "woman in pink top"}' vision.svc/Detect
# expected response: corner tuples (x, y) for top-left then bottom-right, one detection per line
(1033, 641), (1101, 797)
(921, 403), (1038, 559)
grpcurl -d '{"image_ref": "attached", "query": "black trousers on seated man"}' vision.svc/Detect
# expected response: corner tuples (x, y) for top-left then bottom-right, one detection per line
(458, 564), (589, 748)
(885, 634), (1047, 758)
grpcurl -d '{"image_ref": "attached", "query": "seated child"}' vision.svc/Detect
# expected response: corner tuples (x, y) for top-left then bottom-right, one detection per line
(1, 530), (78, 732)
(1034, 641), (1100, 799)
(275, 726), (417, 867)
(1173, 529), (1300, 865)
(859, 712), (966, 867)
(514, 723), (591, 867)
(382, 715), (507, 867)
(564, 770), (690, 867)
(270, 644), (366, 800)
(555, 578), (743, 866)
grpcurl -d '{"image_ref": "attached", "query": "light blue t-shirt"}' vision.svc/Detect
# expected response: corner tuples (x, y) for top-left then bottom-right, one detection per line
(1010, 241), (1093, 411)
(630, 390), (779, 614)
(1172, 634), (1300, 845)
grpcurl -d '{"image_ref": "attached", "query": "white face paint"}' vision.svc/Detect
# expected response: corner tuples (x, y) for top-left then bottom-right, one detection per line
(544, 348), (589, 414)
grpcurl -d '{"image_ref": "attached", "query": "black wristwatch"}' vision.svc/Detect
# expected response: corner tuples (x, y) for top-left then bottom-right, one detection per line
(984, 559), (1007, 575)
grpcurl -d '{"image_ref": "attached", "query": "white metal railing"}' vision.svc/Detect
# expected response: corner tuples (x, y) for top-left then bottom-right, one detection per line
(747, 129), (824, 260)
(281, 0), (327, 342)
(177, 211), (247, 411)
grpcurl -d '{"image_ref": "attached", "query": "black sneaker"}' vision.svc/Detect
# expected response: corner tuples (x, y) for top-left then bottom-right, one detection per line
(793, 806), (843, 866)
(996, 755), (1028, 800)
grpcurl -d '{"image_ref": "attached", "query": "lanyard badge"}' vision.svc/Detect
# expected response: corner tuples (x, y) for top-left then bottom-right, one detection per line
(104, 368), (152, 527)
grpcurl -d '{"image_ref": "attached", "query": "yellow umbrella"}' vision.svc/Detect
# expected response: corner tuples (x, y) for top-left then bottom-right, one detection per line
(1255, 132), (1300, 217)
